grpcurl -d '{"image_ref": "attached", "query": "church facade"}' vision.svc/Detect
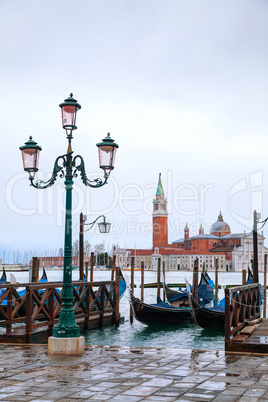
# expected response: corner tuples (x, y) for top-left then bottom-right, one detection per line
(116, 174), (268, 272)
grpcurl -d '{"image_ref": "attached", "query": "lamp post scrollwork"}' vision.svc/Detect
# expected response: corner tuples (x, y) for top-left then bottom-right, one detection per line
(19, 93), (118, 339)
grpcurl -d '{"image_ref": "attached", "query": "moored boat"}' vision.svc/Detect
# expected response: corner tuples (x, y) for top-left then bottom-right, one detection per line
(129, 291), (192, 326)
(189, 294), (225, 330)
(164, 273), (214, 308)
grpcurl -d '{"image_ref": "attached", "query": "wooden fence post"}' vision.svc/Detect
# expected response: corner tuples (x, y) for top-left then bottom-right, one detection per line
(26, 286), (33, 343)
(85, 282), (90, 331)
(6, 286), (12, 335)
(90, 252), (94, 282)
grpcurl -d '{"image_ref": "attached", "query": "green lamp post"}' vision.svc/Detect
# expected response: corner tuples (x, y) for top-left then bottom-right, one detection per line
(19, 93), (119, 339)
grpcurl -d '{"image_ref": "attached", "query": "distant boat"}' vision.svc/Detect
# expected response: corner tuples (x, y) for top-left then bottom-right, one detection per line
(129, 291), (192, 326)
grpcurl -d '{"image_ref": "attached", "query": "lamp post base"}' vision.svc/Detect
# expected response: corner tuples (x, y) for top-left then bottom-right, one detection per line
(48, 336), (85, 355)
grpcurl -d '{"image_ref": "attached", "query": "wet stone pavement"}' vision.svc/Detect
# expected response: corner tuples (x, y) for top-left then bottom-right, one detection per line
(0, 344), (267, 401)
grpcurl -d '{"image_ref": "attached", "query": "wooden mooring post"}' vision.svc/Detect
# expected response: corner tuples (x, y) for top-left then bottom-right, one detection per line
(114, 263), (120, 327)
(193, 258), (198, 302)
(31, 257), (39, 283)
(157, 257), (161, 299)
(253, 210), (259, 284)
(162, 260), (166, 302)
(130, 256), (134, 324)
(264, 254), (267, 318)
(242, 269), (247, 285)
(141, 261), (144, 302)
(215, 258), (219, 301)
(85, 261), (89, 282)
(111, 255), (116, 281)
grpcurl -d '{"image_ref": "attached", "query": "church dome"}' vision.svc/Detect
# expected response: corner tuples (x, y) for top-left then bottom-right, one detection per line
(210, 212), (231, 236)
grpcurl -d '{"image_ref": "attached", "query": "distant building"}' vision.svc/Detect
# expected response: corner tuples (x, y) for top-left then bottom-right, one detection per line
(32, 253), (89, 268)
(115, 174), (268, 272)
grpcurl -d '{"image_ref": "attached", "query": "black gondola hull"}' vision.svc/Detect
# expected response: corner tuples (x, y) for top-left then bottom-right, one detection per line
(130, 293), (192, 326)
(191, 296), (225, 330)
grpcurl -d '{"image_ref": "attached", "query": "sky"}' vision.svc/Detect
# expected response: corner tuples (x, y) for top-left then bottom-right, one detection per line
(1, 0), (268, 262)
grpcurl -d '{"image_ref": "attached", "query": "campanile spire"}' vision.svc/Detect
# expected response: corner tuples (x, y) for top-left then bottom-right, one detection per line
(152, 173), (168, 248)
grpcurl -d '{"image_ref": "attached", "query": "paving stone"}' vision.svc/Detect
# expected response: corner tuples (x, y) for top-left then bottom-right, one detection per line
(122, 385), (160, 396)
(108, 396), (143, 401)
(67, 390), (97, 398)
(0, 344), (267, 401)
(243, 387), (267, 397)
(221, 386), (248, 396)
(181, 392), (215, 400)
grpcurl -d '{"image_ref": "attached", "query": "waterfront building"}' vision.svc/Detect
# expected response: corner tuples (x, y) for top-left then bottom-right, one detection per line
(116, 174), (268, 272)
(34, 253), (89, 269)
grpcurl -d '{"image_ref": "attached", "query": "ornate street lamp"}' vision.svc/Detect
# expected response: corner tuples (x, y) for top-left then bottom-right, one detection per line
(85, 215), (111, 233)
(19, 93), (118, 348)
(79, 214), (111, 280)
(19, 136), (42, 179)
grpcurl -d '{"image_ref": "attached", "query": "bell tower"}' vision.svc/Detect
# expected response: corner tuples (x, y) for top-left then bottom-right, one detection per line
(153, 173), (168, 249)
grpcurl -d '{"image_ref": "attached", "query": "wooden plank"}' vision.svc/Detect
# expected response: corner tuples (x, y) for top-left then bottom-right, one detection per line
(232, 334), (249, 343)
(240, 325), (257, 335)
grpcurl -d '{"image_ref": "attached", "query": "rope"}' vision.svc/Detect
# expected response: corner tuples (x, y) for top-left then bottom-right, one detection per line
(229, 298), (262, 308)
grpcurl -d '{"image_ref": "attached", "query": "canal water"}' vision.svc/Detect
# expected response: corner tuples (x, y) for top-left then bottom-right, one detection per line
(9, 270), (266, 351)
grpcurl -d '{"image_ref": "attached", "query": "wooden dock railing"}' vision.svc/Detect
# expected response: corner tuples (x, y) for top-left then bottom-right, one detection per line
(0, 280), (119, 343)
(225, 283), (260, 343)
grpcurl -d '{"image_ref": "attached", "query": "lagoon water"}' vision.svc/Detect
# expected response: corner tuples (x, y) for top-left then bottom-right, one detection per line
(9, 269), (266, 351)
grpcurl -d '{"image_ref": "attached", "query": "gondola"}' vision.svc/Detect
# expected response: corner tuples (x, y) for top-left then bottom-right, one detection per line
(203, 272), (215, 288)
(247, 266), (253, 284)
(129, 291), (192, 326)
(189, 293), (225, 330)
(39, 268), (48, 282)
(163, 281), (189, 307)
(0, 268), (7, 298)
(0, 268), (6, 284)
(119, 268), (127, 298)
(104, 268), (126, 299)
(164, 272), (214, 308)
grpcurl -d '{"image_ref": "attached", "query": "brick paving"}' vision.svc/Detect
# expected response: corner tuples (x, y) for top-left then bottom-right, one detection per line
(0, 344), (267, 401)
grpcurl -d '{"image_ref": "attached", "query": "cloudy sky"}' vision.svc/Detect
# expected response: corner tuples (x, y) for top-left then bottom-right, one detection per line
(1, 0), (268, 262)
